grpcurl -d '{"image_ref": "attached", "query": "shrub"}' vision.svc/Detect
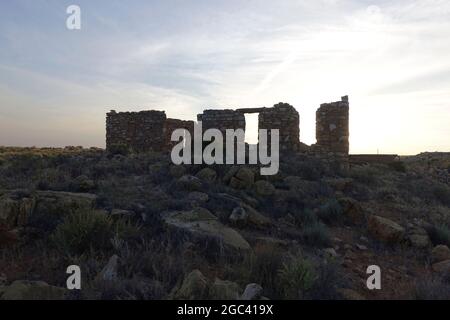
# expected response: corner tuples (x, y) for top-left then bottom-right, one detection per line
(308, 259), (347, 299)
(388, 161), (406, 172)
(427, 224), (450, 247)
(414, 277), (450, 300)
(317, 199), (343, 225)
(302, 222), (331, 247)
(432, 184), (450, 206)
(51, 209), (138, 255)
(293, 208), (317, 227)
(349, 165), (380, 185)
(278, 255), (316, 299)
(107, 144), (130, 156)
(244, 244), (284, 298)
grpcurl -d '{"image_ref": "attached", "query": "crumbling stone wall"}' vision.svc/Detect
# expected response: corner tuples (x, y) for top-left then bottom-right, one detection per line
(197, 110), (245, 133)
(259, 103), (300, 152)
(106, 110), (167, 152)
(315, 96), (349, 154)
(164, 118), (195, 150)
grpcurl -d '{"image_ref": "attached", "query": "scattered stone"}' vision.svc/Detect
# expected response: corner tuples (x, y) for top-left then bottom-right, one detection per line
(324, 248), (338, 258)
(187, 192), (209, 205)
(210, 278), (240, 300)
(367, 215), (404, 244)
(431, 259), (450, 274)
(355, 244), (368, 251)
(229, 207), (249, 227)
(254, 180), (275, 196)
(162, 208), (251, 251)
(196, 168), (217, 182)
(431, 245), (450, 263)
(0, 280), (66, 300)
(177, 175), (202, 191)
(337, 197), (365, 224)
(241, 204), (272, 228)
(241, 283), (263, 300)
(174, 270), (209, 300)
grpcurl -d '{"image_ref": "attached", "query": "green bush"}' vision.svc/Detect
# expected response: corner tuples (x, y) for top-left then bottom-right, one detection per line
(51, 209), (138, 255)
(293, 208), (317, 227)
(349, 165), (380, 185)
(244, 244), (284, 298)
(432, 184), (450, 206)
(302, 221), (331, 247)
(278, 255), (316, 299)
(317, 199), (343, 225)
(107, 143), (130, 156)
(427, 225), (450, 247)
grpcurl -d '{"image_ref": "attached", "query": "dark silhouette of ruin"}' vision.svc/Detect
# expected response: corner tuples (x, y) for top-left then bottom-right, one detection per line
(106, 96), (350, 155)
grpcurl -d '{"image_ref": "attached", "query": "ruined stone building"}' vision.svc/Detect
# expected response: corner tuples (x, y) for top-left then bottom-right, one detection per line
(106, 96), (350, 155)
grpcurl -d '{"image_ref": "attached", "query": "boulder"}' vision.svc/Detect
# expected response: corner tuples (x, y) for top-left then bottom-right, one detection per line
(242, 204), (272, 228)
(431, 259), (450, 274)
(367, 215), (404, 244)
(162, 208), (251, 251)
(187, 192), (209, 205)
(177, 175), (203, 192)
(254, 180), (275, 197)
(229, 207), (249, 227)
(174, 270), (209, 300)
(241, 283), (263, 300)
(196, 168), (217, 182)
(170, 165), (186, 179)
(0, 226), (18, 247)
(0, 193), (35, 229)
(229, 167), (255, 189)
(210, 279), (240, 300)
(407, 226), (430, 248)
(431, 245), (450, 263)
(337, 197), (365, 224)
(34, 191), (97, 217)
(0, 280), (66, 300)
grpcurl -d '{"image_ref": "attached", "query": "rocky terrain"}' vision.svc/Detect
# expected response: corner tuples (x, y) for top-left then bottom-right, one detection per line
(0, 146), (450, 300)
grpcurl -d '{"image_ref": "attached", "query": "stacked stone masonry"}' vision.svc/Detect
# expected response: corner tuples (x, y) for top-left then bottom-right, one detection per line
(105, 96), (350, 156)
(258, 103), (300, 152)
(315, 96), (349, 154)
(197, 110), (246, 133)
(106, 110), (166, 152)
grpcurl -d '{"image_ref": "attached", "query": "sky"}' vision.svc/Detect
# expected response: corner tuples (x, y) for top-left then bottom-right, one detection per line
(0, 0), (449, 155)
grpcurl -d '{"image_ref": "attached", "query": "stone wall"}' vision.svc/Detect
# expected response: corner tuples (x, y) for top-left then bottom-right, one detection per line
(315, 96), (349, 154)
(259, 103), (300, 152)
(106, 110), (167, 152)
(164, 118), (195, 150)
(197, 110), (246, 133)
